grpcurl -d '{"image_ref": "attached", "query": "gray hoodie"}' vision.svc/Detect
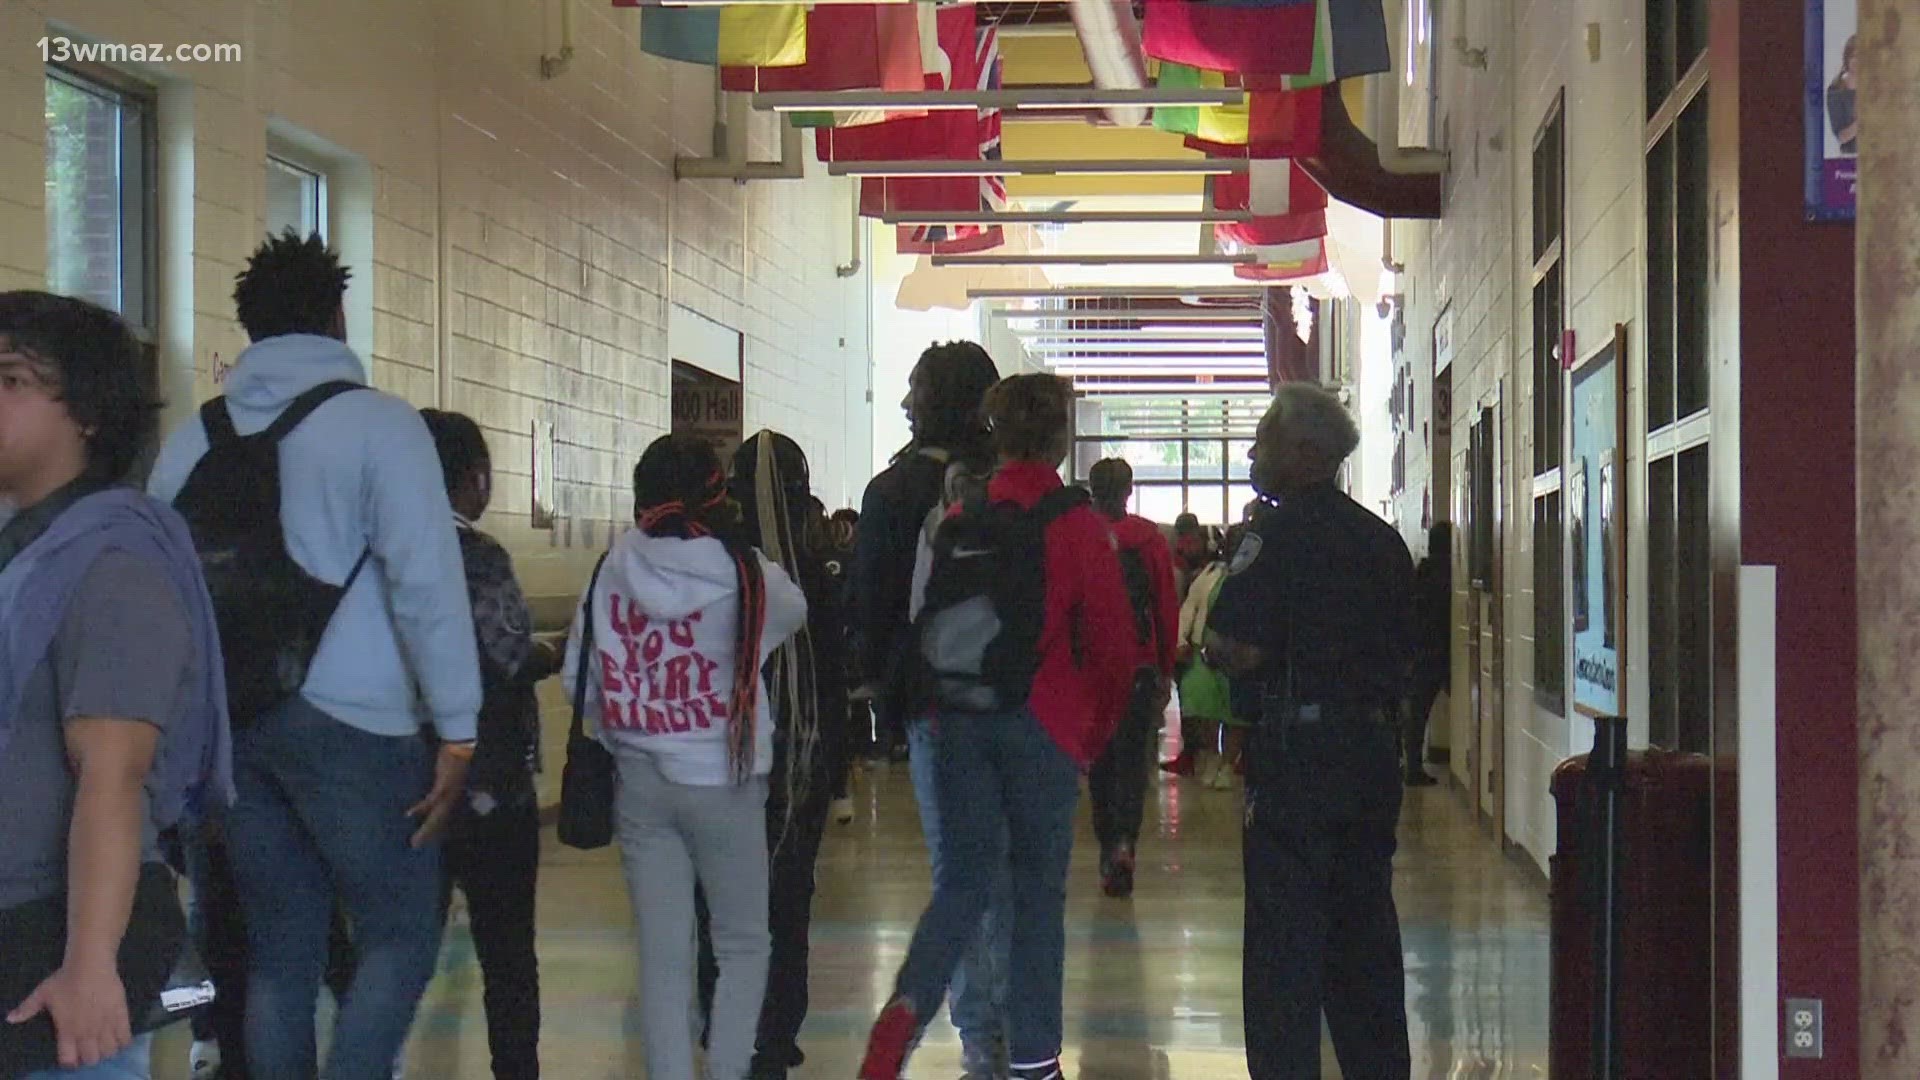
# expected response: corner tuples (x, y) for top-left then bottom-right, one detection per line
(146, 334), (481, 742)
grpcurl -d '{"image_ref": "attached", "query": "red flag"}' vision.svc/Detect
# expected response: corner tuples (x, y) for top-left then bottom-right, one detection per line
(869, 22), (1006, 254)
(721, 4), (922, 93)
(816, 4), (978, 162)
(1219, 210), (1327, 246)
(1142, 0), (1318, 77)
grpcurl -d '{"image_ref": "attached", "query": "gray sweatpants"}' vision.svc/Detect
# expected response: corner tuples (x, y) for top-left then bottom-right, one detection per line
(614, 751), (771, 1080)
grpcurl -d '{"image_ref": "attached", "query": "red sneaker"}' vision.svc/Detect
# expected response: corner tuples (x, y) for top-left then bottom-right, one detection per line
(1159, 751), (1195, 776)
(858, 997), (922, 1080)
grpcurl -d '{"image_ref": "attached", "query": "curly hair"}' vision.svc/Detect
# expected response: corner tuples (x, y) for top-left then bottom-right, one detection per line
(0, 290), (163, 484)
(233, 229), (351, 341)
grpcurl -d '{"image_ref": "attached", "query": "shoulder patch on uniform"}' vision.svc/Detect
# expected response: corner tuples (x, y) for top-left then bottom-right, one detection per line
(1227, 532), (1263, 575)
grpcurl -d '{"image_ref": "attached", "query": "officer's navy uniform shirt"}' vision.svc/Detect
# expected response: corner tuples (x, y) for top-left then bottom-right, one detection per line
(1208, 483), (1416, 731)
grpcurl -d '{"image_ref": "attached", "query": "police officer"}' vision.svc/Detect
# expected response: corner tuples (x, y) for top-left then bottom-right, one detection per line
(1204, 382), (1415, 1079)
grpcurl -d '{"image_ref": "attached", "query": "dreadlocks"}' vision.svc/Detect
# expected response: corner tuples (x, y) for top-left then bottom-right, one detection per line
(633, 433), (768, 784)
(730, 430), (823, 854)
(233, 228), (352, 342)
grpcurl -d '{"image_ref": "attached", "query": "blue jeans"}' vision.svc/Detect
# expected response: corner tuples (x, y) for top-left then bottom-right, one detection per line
(226, 698), (444, 1080)
(19, 1034), (151, 1079)
(905, 719), (1011, 1069)
(896, 710), (1080, 1065)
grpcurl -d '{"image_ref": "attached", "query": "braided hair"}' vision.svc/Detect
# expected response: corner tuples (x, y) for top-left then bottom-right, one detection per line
(632, 434), (768, 784)
(730, 431), (822, 854)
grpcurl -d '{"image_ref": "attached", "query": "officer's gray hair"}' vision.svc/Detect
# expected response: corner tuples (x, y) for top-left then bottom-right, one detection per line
(1263, 382), (1360, 466)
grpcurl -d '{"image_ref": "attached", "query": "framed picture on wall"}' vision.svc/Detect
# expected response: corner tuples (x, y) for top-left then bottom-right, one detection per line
(1568, 323), (1629, 717)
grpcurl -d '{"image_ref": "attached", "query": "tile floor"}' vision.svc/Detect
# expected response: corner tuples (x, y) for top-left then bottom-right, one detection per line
(153, 759), (1551, 1079)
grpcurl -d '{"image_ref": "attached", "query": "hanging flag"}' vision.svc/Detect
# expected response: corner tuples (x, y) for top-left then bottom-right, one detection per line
(1238, 0), (1392, 89)
(632, 3), (807, 68)
(1155, 77), (1323, 157)
(818, 3), (978, 162)
(720, 4), (921, 93)
(1142, 0), (1318, 77)
(867, 22), (1013, 253)
(1211, 160), (1329, 216)
(1234, 238), (1330, 281)
(890, 24), (1006, 255)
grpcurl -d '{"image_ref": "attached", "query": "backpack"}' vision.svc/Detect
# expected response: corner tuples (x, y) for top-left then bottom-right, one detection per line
(906, 486), (1091, 715)
(169, 382), (370, 728)
(1115, 542), (1157, 653)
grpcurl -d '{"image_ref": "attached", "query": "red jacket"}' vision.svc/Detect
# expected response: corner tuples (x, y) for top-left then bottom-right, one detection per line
(1105, 511), (1181, 679)
(972, 462), (1137, 767)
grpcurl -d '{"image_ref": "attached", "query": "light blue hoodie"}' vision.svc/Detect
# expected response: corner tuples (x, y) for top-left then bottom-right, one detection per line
(147, 334), (480, 743)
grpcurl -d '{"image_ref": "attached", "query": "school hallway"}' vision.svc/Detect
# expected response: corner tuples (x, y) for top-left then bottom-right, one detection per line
(151, 759), (1548, 1080)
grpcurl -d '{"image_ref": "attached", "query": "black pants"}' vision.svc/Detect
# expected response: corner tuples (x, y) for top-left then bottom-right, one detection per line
(1088, 679), (1159, 855)
(184, 829), (357, 1079)
(1404, 667), (1447, 773)
(1242, 721), (1410, 1080)
(695, 782), (832, 1079)
(441, 798), (543, 1080)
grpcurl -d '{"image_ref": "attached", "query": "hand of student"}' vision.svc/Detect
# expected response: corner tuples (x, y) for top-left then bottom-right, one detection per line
(7, 957), (131, 1069)
(407, 742), (473, 848)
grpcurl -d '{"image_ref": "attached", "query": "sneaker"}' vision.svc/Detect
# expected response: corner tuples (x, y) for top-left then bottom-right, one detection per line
(1158, 751), (1195, 777)
(1009, 1058), (1065, 1080)
(858, 997), (923, 1080)
(189, 1041), (221, 1079)
(1101, 844), (1136, 899)
(832, 796), (855, 825)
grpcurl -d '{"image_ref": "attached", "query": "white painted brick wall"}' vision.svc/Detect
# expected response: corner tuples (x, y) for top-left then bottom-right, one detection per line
(18, 0), (875, 803)
(15, 0), (873, 604)
(1392, 0), (1648, 873)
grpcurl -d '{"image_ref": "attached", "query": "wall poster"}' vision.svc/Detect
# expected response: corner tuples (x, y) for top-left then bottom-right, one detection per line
(1805, 0), (1858, 221)
(1569, 324), (1628, 718)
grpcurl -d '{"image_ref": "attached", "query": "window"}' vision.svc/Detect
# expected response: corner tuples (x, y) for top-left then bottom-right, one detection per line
(45, 66), (154, 332)
(1646, 64), (1711, 750)
(266, 155), (327, 242)
(1531, 95), (1568, 715)
(1647, 0), (1708, 120)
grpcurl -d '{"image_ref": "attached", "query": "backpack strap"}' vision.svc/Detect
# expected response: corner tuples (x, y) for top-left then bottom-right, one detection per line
(1031, 484), (1092, 527)
(199, 398), (237, 445)
(569, 551), (612, 744)
(263, 381), (365, 443)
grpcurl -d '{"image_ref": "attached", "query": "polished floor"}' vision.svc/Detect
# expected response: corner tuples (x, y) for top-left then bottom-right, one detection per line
(155, 753), (1550, 1079)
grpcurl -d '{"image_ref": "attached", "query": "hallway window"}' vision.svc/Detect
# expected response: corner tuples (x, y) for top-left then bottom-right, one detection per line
(45, 65), (154, 334)
(1646, 36), (1710, 751)
(266, 154), (327, 242)
(1531, 95), (1567, 715)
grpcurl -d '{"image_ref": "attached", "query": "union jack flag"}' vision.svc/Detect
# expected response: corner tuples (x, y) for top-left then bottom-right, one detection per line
(897, 25), (1005, 255)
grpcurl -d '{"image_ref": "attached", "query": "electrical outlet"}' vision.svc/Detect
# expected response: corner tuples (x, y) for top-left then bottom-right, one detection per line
(1785, 998), (1823, 1059)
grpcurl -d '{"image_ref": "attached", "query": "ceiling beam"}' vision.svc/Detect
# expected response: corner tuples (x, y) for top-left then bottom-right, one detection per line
(830, 158), (1247, 177)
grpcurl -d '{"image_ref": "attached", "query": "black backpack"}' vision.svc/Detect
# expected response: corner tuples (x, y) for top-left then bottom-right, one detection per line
(906, 486), (1091, 715)
(170, 382), (370, 728)
(1115, 543), (1158, 653)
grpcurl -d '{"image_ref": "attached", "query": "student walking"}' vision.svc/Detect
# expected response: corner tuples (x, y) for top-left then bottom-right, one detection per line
(0, 291), (233, 1080)
(149, 230), (482, 1080)
(419, 409), (559, 1079)
(563, 435), (806, 1080)
(859, 374), (1137, 1080)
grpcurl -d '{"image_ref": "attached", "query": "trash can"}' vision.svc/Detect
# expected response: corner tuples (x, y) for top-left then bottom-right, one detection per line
(1548, 748), (1715, 1079)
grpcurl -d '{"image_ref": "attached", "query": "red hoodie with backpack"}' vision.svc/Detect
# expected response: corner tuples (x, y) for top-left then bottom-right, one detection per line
(971, 462), (1138, 766)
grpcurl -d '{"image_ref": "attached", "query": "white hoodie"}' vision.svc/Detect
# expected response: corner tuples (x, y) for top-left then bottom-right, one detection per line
(563, 528), (807, 786)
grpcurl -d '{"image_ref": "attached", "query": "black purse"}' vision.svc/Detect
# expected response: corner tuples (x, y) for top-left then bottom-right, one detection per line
(0, 862), (212, 1080)
(557, 553), (616, 850)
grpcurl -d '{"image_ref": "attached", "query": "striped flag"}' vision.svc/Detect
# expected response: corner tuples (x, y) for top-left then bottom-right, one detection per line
(817, 3), (977, 161)
(1153, 64), (1323, 158)
(1238, 0), (1393, 89)
(894, 23), (1005, 254)
(1233, 238), (1330, 281)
